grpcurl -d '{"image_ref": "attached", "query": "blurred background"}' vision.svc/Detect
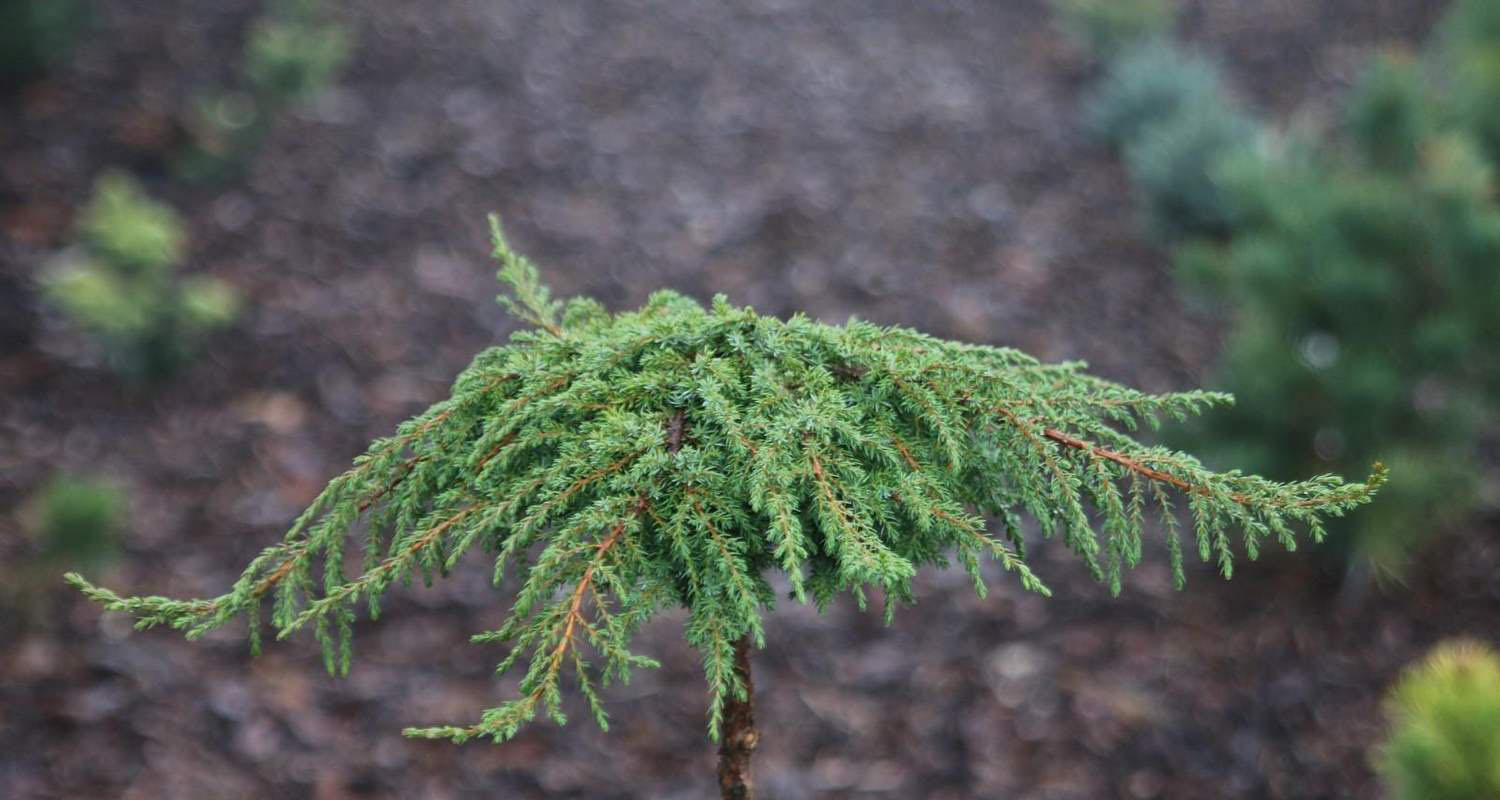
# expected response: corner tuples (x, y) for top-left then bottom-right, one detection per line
(2, 0), (1498, 797)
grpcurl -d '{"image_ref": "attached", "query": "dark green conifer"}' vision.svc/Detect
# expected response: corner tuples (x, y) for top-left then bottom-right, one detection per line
(69, 217), (1382, 796)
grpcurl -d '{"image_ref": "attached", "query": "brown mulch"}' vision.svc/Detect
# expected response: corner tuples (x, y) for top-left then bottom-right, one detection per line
(2, 1), (1482, 798)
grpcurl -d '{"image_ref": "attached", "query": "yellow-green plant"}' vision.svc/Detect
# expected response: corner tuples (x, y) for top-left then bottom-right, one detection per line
(74, 172), (186, 273)
(42, 172), (237, 379)
(1376, 639), (1500, 800)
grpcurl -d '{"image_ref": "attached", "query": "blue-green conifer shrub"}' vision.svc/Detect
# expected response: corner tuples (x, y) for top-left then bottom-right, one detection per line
(1082, 39), (1261, 241)
(1123, 102), (1257, 241)
(1083, 41), (1228, 147)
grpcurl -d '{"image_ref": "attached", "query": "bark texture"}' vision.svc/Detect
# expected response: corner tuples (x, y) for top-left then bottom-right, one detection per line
(717, 635), (758, 800)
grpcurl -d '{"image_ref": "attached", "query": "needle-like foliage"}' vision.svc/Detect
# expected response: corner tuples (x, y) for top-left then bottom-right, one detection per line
(68, 216), (1384, 746)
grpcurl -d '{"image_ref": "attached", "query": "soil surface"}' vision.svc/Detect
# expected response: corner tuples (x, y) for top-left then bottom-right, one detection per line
(3, 1), (1488, 798)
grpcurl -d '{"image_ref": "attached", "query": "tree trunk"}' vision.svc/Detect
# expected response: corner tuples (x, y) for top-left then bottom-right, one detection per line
(717, 635), (758, 800)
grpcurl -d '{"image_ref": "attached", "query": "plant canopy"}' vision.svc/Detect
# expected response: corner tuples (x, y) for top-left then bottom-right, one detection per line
(69, 216), (1384, 747)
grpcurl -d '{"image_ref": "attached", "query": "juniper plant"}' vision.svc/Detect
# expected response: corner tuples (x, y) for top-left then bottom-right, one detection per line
(68, 217), (1384, 798)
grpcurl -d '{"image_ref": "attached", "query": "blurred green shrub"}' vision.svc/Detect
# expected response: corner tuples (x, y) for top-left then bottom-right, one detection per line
(1084, 42), (1227, 145)
(179, 91), (261, 178)
(1084, 41), (1259, 241)
(1177, 162), (1497, 566)
(1346, 53), (1432, 174)
(0, 0), (88, 84)
(1438, 0), (1500, 166)
(1171, 5), (1500, 572)
(180, 0), (351, 181)
(1051, 0), (1175, 59)
(32, 475), (125, 571)
(1376, 639), (1500, 800)
(1123, 101), (1257, 240)
(75, 171), (187, 273)
(244, 7), (351, 101)
(42, 172), (238, 379)
(1070, 0), (1500, 572)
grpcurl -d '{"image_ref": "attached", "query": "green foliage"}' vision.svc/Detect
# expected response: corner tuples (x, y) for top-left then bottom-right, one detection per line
(32, 475), (125, 571)
(1084, 40), (1259, 241)
(179, 0), (351, 182)
(1164, 0), (1500, 571)
(244, 6), (351, 102)
(1181, 140), (1499, 568)
(179, 92), (261, 180)
(1051, 0), (1175, 59)
(1438, 0), (1500, 166)
(42, 172), (238, 379)
(1376, 639), (1500, 800)
(69, 218), (1383, 747)
(1346, 53), (1432, 174)
(1123, 102), (1257, 240)
(0, 0), (88, 84)
(1084, 42), (1227, 146)
(75, 172), (187, 274)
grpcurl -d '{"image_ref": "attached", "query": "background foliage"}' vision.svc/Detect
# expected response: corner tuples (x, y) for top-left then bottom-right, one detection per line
(5, 1), (1495, 796)
(179, 0), (351, 182)
(1376, 639), (1500, 800)
(0, 0), (88, 84)
(1075, 0), (1500, 573)
(40, 172), (238, 380)
(1051, 0), (1175, 59)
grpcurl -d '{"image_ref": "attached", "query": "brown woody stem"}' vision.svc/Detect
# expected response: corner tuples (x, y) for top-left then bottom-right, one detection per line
(718, 635), (758, 800)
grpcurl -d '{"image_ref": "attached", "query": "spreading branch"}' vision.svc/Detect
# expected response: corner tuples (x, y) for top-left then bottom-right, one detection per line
(69, 228), (1383, 764)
